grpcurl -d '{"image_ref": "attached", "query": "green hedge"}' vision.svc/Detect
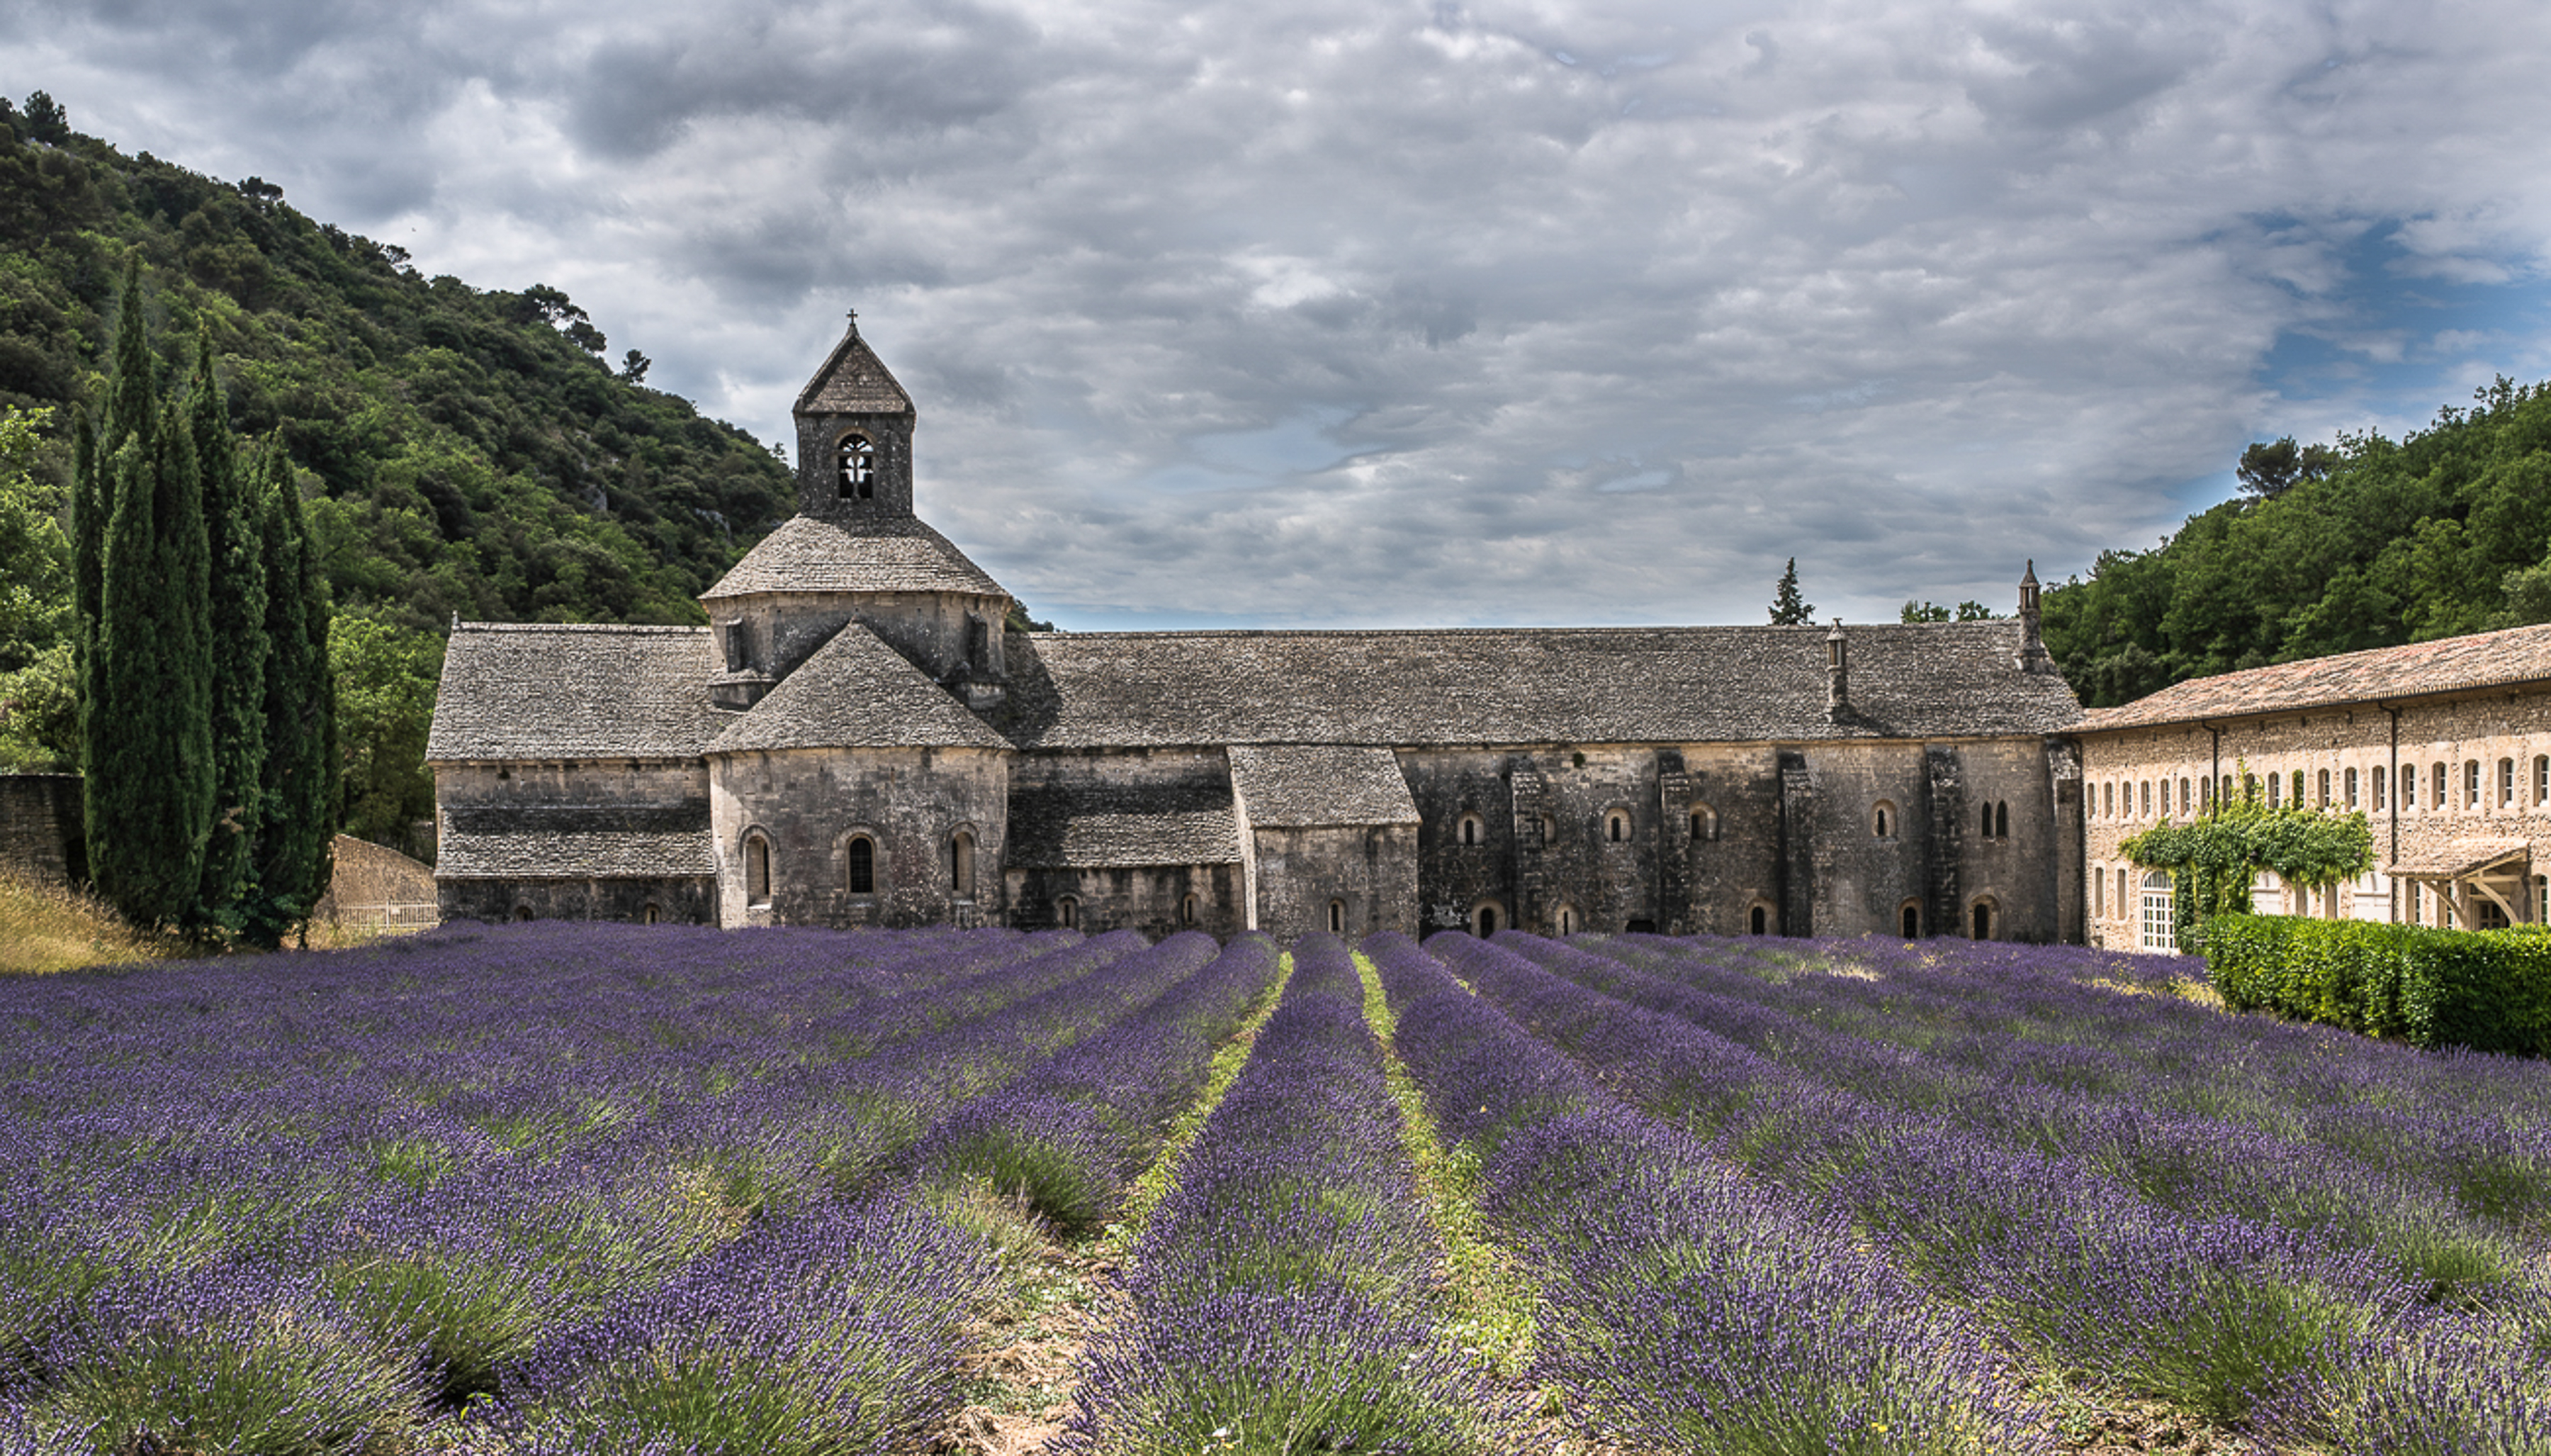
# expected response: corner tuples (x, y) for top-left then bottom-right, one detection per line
(2204, 914), (2551, 1056)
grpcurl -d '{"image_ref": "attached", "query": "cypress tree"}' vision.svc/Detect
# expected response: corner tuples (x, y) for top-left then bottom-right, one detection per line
(89, 387), (215, 930)
(245, 439), (337, 947)
(190, 325), (267, 932)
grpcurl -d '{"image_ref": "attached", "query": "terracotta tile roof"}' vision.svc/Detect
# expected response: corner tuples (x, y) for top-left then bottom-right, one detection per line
(2386, 839), (2530, 879)
(1228, 745), (1420, 827)
(426, 624), (736, 762)
(1006, 776), (1242, 869)
(989, 621), (2080, 750)
(794, 325), (914, 415)
(699, 514), (1009, 600)
(709, 623), (1012, 753)
(437, 802), (716, 878)
(2078, 623), (2551, 733)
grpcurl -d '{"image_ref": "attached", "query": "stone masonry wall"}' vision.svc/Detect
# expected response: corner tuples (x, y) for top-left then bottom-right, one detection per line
(0, 774), (81, 886)
(711, 745), (1008, 929)
(1249, 823), (1419, 941)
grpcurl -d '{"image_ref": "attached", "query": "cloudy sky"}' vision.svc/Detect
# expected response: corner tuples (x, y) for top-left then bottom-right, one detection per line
(11, 0), (2551, 631)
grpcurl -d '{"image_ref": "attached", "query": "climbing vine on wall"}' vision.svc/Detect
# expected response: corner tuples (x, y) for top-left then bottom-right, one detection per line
(2120, 765), (2373, 953)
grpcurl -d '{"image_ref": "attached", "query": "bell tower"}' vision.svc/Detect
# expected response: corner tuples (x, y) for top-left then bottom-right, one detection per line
(792, 313), (916, 523)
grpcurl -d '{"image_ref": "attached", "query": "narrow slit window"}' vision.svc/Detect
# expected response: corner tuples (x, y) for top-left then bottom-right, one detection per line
(1329, 900), (1346, 935)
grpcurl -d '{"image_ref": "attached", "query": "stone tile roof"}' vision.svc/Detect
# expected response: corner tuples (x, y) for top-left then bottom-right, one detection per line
(437, 802), (716, 878)
(427, 624), (736, 762)
(794, 325), (914, 415)
(1007, 777), (1242, 869)
(699, 515), (1009, 601)
(989, 621), (2080, 749)
(1228, 745), (1420, 827)
(710, 624), (1011, 753)
(2078, 623), (2551, 732)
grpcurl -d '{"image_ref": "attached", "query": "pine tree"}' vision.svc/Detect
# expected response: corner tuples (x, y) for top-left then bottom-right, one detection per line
(245, 439), (337, 947)
(1768, 557), (1815, 626)
(190, 326), (268, 931)
(86, 298), (216, 930)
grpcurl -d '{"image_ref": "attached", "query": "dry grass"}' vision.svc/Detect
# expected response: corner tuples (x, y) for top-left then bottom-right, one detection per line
(0, 871), (181, 974)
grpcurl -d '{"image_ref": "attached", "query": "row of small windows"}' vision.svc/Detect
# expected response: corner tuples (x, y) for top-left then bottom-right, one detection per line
(738, 828), (979, 907)
(2101, 757), (2551, 820)
(1054, 892), (1207, 931)
(1454, 898), (1994, 941)
(1457, 801), (2003, 844)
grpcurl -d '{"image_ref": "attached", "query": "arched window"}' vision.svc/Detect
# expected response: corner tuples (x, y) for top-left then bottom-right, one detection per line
(2266, 774), (2280, 809)
(2433, 762), (2448, 809)
(745, 833), (772, 906)
(1981, 803), (1995, 838)
(949, 830), (976, 898)
(2345, 767), (2359, 808)
(641, 903), (660, 925)
(2317, 769), (2331, 808)
(1458, 813), (1484, 847)
(2140, 871), (2175, 952)
(2102, 781), (2114, 817)
(2095, 867), (2105, 918)
(1994, 801), (2009, 839)
(2380, 764), (2394, 809)
(1056, 895), (1079, 930)
(2466, 759), (2482, 809)
(1555, 905), (1576, 936)
(1971, 901), (1993, 941)
(2500, 757), (2516, 808)
(514, 903), (534, 922)
(1900, 903), (1920, 939)
(1604, 808), (1631, 843)
(2243, 773), (2260, 803)
(1473, 903), (1502, 937)
(845, 835), (875, 896)
(1329, 900), (1346, 935)
(1749, 904), (1769, 936)
(1873, 801), (1897, 840)
(1538, 814), (1556, 844)
(1689, 805), (1719, 842)
(1181, 893), (1198, 926)
(836, 433), (875, 500)
(2200, 777), (2213, 809)
(2140, 781), (2152, 817)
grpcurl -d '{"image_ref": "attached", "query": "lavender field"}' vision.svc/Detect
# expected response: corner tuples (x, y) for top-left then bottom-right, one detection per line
(2, 922), (2546, 1455)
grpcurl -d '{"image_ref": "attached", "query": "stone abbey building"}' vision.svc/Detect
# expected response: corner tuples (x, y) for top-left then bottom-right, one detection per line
(426, 322), (2090, 942)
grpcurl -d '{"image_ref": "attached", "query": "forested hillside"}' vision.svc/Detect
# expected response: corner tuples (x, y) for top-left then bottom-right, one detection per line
(2043, 378), (2551, 708)
(0, 92), (794, 854)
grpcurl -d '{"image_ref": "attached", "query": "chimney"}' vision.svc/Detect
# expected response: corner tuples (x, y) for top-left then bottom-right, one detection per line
(1826, 618), (1849, 722)
(2017, 560), (2055, 675)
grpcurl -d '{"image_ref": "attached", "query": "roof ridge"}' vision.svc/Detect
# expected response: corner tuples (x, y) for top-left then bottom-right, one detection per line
(1025, 621), (2015, 641)
(454, 621), (711, 635)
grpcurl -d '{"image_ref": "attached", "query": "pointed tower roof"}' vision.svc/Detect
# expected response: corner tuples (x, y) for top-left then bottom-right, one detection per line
(795, 315), (913, 416)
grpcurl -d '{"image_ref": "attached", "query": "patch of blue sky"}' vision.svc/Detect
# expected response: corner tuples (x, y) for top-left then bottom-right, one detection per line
(2252, 218), (2551, 434)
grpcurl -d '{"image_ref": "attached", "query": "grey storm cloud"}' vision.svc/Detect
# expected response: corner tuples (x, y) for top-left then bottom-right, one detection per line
(9, 0), (2551, 629)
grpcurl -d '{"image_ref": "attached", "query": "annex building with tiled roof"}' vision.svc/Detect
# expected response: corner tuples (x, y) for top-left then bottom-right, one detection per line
(427, 322), (2095, 942)
(2076, 623), (2551, 948)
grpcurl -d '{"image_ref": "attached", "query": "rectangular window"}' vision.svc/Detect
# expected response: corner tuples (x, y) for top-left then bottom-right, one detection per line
(2094, 869), (2105, 918)
(2118, 867), (2128, 916)
(2372, 765), (2386, 811)
(2141, 879), (2175, 952)
(2402, 766), (2415, 809)
(2538, 755), (2549, 806)
(2317, 769), (2329, 808)
(2435, 762), (2448, 809)
(2345, 767), (2359, 808)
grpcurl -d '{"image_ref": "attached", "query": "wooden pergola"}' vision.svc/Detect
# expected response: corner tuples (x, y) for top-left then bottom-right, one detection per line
(2387, 840), (2533, 930)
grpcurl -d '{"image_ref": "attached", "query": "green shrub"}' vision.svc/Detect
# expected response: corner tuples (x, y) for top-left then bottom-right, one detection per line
(2204, 915), (2551, 1056)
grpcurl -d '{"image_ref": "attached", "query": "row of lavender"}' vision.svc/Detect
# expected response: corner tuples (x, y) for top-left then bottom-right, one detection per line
(1057, 936), (1516, 1454)
(0, 921), (1283, 1455)
(1365, 932), (2049, 1453)
(1434, 930), (2549, 1450)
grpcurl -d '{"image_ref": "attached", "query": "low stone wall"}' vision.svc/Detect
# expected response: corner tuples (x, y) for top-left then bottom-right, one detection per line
(0, 774), (82, 886)
(315, 834), (440, 932)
